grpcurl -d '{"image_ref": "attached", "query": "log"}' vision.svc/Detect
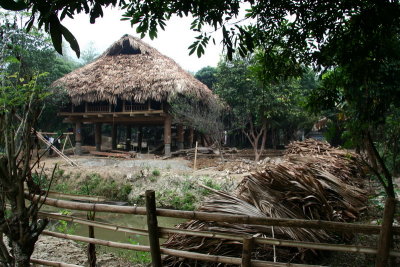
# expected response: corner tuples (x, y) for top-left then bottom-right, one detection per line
(89, 151), (130, 158)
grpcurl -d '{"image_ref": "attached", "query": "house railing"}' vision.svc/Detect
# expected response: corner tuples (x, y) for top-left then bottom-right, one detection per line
(27, 191), (400, 267)
(86, 105), (110, 112)
(124, 104), (149, 111)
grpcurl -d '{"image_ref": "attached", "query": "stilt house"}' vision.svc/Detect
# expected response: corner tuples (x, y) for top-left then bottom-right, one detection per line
(54, 34), (213, 155)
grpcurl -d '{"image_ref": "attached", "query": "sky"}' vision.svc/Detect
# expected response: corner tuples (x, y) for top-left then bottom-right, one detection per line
(63, 7), (224, 73)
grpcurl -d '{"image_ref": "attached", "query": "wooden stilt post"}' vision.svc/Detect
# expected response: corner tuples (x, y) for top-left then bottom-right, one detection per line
(177, 124), (184, 150)
(138, 126), (143, 152)
(111, 123), (117, 150)
(126, 125), (132, 151)
(164, 115), (172, 156)
(188, 127), (194, 148)
(145, 190), (162, 267)
(75, 121), (82, 155)
(193, 141), (198, 170)
(241, 236), (254, 267)
(95, 123), (102, 151)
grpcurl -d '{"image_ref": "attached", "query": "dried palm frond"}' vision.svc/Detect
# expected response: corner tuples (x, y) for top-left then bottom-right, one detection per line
(163, 140), (367, 266)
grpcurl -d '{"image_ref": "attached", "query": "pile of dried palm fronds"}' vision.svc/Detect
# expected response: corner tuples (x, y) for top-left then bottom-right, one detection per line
(162, 140), (367, 266)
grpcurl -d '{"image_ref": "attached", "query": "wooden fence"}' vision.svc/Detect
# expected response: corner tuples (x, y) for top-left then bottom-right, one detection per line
(29, 191), (400, 267)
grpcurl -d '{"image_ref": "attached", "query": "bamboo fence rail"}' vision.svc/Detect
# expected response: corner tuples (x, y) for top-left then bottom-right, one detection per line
(29, 191), (400, 267)
(41, 230), (318, 267)
(38, 211), (400, 257)
(30, 258), (83, 267)
(31, 194), (400, 235)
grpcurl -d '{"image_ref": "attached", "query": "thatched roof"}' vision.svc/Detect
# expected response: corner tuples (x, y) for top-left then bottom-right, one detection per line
(53, 34), (213, 105)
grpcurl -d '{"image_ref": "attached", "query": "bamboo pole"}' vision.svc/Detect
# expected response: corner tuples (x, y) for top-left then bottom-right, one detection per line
(31, 195), (400, 235)
(242, 236), (254, 267)
(146, 190), (162, 267)
(42, 230), (150, 252)
(46, 191), (106, 202)
(193, 141), (198, 170)
(37, 211), (400, 257)
(38, 211), (148, 235)
(41, 231), (315, 267)
(30, 258), (83, 267)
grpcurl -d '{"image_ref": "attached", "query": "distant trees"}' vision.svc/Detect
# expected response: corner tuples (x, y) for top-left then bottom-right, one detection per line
(0, 12), (77, 132)
(194, 66), (217, 90)
(170, 94), (225, 155)
(213, 51), (314, 161)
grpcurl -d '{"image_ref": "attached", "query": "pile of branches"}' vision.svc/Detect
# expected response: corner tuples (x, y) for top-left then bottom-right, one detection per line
(162, 140), (367, 266)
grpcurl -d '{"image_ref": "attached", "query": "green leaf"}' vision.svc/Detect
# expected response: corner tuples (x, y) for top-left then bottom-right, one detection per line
(49, 15), (63, 55)
(61, 25), (80, 58)
(4, 56), (20, 64)
(0, 0), (27, 11)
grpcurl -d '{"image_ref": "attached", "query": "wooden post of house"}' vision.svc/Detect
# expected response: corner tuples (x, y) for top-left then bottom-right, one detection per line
(188, 127), (194, 148)
(111, 124), (117, 150)
(126, 125), (132, 151)
(164, 115), (172, 156)
(177, 124), (184, 150)
(145, 190), (162, 267)
(75, 121), (82, 155)
(138, 126), (143, 152)
(95, 123), (102, 151)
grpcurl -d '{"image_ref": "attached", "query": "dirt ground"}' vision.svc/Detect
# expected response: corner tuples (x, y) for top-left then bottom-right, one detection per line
(33, 152), (251, 266)
(32, 235), (142, 267)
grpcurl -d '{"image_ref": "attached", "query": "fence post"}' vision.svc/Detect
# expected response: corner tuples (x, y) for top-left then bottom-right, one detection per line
(87, 211), (96, 267)
(241, 236), (254, 267)
(146, 190), (162, 267)
(375, 197), (396, 267)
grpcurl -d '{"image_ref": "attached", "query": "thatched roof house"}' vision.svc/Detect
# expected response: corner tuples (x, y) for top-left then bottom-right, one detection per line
(54, 34), (213, 105)
(55, 34), (213, 155)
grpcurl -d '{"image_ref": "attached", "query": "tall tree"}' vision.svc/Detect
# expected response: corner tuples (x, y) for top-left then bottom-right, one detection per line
(195, 66), (217, 90)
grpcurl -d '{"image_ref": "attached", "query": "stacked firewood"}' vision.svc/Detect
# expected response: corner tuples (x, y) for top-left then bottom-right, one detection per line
(163, 140), (368, 266)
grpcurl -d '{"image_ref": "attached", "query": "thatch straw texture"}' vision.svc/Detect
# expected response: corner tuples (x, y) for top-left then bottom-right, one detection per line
(163, 140), (368, 266)
(52, 35), (213, 105)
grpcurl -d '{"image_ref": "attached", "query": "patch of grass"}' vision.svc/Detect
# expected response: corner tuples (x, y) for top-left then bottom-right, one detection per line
(54, 210), (76, 235)
(53, 182), (70, 193)
(152, 169), (160, 176)
(32, 173), (48, 188)
(200, 178), (222, 196)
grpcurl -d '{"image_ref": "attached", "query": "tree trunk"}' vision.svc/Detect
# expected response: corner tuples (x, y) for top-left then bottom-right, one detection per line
(11, 241), (35, 267)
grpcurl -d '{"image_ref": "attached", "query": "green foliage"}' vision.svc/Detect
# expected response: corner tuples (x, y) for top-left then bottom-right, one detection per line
(32, 173), (48, 188)
(1, 12), (79, 132)
(55, 210), (76, 235)
(77, 173), (132, 201)
(195, 66), (217, 90)
(152, 169), (160, 177)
